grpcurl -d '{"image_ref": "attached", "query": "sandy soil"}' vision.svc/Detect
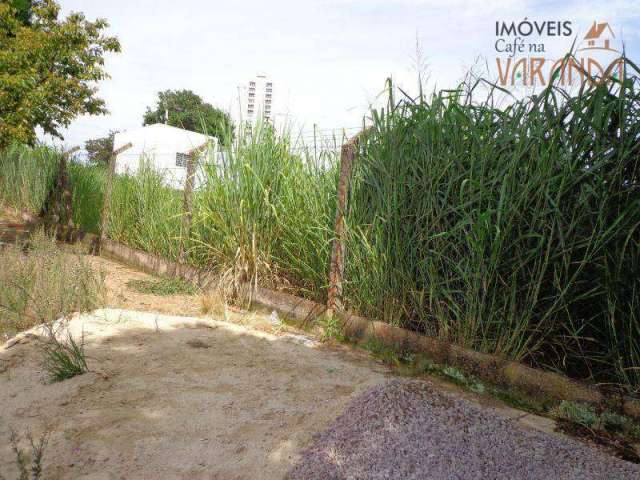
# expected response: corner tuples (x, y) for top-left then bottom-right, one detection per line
(2, 255), (637, 479)
(0, 309), (389, 479)
(86, 255), (205, 317)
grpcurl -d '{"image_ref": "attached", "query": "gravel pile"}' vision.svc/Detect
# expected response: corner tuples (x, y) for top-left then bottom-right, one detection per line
(288, 379), (640, 479)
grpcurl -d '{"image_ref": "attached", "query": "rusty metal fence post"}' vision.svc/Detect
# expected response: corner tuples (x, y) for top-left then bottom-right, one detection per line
(326, 129), (369, 319)
(98, 142), (132, 253)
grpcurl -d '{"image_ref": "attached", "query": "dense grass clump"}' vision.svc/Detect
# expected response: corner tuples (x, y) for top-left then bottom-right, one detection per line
(0, 230), (105, 337)
(43, 331), (89, 382)
(126, 277), (198, 296)
(193, 122), (338, 299)
(0, 144), (60, 214)
(345, 62), (640, 392)
(68, 162), (106, 234)
(70, 159), (185, 255)
(106, 162), (185, 260)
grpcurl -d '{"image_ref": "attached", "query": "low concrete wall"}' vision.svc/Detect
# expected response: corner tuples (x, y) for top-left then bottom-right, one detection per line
(85, 234), (640, 418)
(254, 286), (325, 326)
(75, 233), (213, 287)
(0, 212), (43, 244)
(344, 314), (600, 403)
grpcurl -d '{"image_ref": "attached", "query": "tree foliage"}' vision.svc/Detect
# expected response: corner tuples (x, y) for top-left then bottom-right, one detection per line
(85, 130), (117, 165)
(0, 0), (120, 147)
(143, 90), (234, 145)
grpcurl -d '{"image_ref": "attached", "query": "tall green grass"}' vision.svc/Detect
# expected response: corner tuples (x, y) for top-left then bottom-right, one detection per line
(193, 122), (338, 298)
(69, 123), (338, 300)
(106, 161), (184, 259)
(345, 61), (640, 392)
(71, 159), (185, 257)
(4, 58), (639, 394)
(0, 144), (60, 214)
(68, 163), (105, 234)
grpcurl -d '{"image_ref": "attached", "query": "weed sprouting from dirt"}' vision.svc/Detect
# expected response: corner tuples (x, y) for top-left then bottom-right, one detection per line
(0, 429), (49, 480)
(319, 315), (345, 342)
(126, 277), (198, 296)
(42, 330), (88, 382)
(552, 400), (640, 440)
(554, 401), (600, 429)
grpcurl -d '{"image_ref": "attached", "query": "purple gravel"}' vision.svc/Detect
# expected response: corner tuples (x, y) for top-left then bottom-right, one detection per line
(288, 379), (640, 480)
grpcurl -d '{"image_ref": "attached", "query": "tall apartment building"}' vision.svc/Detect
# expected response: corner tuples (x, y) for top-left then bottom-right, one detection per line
(242, 73), (273, 124)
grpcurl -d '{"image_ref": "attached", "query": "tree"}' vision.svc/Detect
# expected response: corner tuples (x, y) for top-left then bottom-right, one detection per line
(85, 130), (118, 165)
(0, 0), (120, 148)
(143, 90), (234, 145)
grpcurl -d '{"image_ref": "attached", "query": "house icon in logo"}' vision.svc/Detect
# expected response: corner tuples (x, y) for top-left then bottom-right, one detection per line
(581, 21), (617, 52)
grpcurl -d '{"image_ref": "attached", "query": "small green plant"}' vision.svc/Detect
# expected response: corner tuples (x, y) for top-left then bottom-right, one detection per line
(555, 401), (599, 429)
(550, 401), (640, 439)
(126, 277), (198, 296)
(415, 357), (436, 374)
(442, 366), (466, 383)
(469, 382), (486, 394)
(601, 410), (630, 432)
(361, 336), (404, 366)
(43, 331), (88, 382)
(319, 314), (345, 342)
(0, 429), (49, 480)
(553, 400), (640, 440)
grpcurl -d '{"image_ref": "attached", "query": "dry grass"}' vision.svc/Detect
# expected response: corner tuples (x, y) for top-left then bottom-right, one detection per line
(0, 230), (106, 338)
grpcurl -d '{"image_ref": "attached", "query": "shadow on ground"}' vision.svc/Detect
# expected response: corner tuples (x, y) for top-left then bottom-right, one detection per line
(0, 309), (388, 480)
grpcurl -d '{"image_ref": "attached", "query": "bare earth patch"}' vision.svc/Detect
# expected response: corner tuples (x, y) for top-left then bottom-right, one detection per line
(85, 255), (204, 316)
(0, 309), (389, 479)
(3, 255), (639, 479)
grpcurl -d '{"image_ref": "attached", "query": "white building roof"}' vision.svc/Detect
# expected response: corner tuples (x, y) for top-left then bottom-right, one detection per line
(112, 124), (218, 190)
(113, 123), (216, 154)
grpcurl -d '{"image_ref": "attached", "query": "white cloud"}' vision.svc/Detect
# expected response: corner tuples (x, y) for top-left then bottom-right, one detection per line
(48, 0), (640, 148)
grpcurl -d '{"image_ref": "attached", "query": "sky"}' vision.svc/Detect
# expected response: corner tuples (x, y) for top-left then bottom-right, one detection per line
(49, 0), (640, 149)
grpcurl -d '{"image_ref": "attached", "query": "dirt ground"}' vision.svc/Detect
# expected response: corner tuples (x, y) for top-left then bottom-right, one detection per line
(86, 255), (206, 317)
(1, 255), (637, 479)
(1, 255), (396, 478)
(0, 308), (390, 479)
